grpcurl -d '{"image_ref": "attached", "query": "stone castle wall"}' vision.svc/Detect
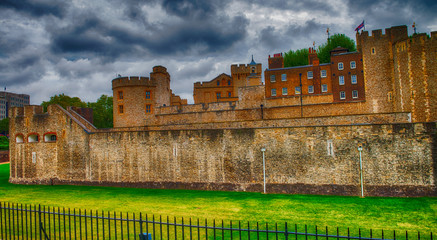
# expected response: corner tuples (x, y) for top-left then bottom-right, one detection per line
(9, 105), (436, 197)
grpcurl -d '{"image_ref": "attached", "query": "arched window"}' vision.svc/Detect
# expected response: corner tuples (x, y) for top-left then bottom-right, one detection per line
(16, 134), (24, 143)
(27, 133), (39, 143)
(44, 133), (57, 142)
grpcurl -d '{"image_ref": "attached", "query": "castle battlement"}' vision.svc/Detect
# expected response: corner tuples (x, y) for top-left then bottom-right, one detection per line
(111, 76), (155, 89)
(231, 63), (262, 73)
(358, 25), (408, 43)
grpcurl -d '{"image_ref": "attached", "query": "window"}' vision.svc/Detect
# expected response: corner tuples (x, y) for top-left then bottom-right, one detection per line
(44, 133), (57, 142)
(371, 47), (376, 55)
(228, 80), (231, 86)
(350, 61), (356, 69)
(145, 104), (152, 113)
(228, 92), (232, 97)
(16, 134), (24, 143)
(28, 134), (39, 143)
(327, 140), (334, 156)
(118, 91), (123, 100)
(322, 84), (328, 92)
(145, 91), (151, 99)
(308, 85), (314, 93)
(321, 70), (327, 78)
(351, 75), (357, 84)
(281, 74), (287, 81)
(352, 90), (358, 99)
(307, 71), (313, 79)
(282, 88), (288, 95)
(295, 86), (301, 94)
(216, 92), (221, 99)
(340, 91), (346, 99)
(251, 66), (255, 73)
(217, 81), (220, 86)
(338, 62), (344, 70)
(118, 105), (124, 114)
(270, 75), (276, 83)
(339, 76), (345, 85)
(271, 89), (277, 96)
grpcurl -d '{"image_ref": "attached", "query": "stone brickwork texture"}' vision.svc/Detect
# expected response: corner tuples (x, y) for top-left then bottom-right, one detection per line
(9, 105), (436, 197)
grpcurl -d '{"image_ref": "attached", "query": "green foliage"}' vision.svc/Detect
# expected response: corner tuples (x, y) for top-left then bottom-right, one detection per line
(283, 33), (356, 67)
(317, 33), (356, 63)
(0, 135), (8, 150)
(284, 48), (309, 67)
(41, 94), (113, 129)
(41, 93), (86, 111)
(0, 118), (9, 134)
(87, 94), (113, 129)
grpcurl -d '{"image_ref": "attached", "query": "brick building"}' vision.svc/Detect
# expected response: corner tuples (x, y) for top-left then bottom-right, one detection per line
(0, 91), (30, 120)
(265, 47), (365, 107)
(193, 56), (262, 104)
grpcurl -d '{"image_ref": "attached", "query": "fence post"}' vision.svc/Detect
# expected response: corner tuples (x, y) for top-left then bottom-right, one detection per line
(39, 204), (43, 240)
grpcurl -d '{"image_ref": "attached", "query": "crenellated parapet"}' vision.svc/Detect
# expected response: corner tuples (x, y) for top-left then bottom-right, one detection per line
(230, 63), (262, 74)
(111, 76), (155, 89)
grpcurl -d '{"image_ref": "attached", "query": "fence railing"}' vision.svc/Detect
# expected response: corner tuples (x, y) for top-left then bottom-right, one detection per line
(0, 202), (433, 240)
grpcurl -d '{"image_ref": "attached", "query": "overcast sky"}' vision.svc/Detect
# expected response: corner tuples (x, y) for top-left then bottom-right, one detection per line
(1, 0), (436, 104)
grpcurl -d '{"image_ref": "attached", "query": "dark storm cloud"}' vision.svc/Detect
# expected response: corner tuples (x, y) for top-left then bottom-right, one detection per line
(0, 53), (45, 86)
(162, 0), (228, 19)
(346, 0), (437, 31)
(259, 19), (330, 51)
(0, 0), (68, 18)
(50, 12), (248, 60)
(249, 0), (334, 12)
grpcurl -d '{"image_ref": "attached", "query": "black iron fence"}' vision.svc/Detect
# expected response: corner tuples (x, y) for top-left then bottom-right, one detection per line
(0, 202), (433, 240)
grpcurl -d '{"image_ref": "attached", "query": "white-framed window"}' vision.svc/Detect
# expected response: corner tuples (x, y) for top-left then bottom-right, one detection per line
(28, 134), (39, 143)
(44, 134), (57, 142)
(308, 85), (314, 93)
(339, 76), (345, 85)
(321, 70), (327, 78)
(352, 90), (358, 99)
(307, 71), (313, 79)
(322, 84), (328, 92)
(327, 140), (334, 156)
(350, 61), (356, 69)
(295, 86), (301, 94)
(282, 87), (288, 95)
(338, 62), (344, 70)
(340, 91), (346, 99)
(351, 75), (357, 84)
(281, 74), (287, 81)
(271, 75), (276, 83)
(271, 88), (277, 96)
(16, 135), (24, 143)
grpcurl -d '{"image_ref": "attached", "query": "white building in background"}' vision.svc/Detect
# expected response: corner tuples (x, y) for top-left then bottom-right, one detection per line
(0, 91), (30, 120)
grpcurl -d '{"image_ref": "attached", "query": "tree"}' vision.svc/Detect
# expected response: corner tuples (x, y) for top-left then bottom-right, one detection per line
(283, 33), (356, 67)
(0, 118), (8, 135)
(284, 48), (309, 67)
(41, 93), (86, 111)
(87, 95), (113, 129)
(317, 33), (356, 63)
(0, 136), (8, 150)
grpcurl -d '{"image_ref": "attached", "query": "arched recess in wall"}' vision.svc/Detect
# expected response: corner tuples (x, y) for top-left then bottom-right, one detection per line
(43, 132), (57, 142)
(27, 133), (39, 143)
(15, 134), (24, 143)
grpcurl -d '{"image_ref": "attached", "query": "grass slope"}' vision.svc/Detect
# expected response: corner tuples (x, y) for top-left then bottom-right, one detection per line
(0, 163), (435, 234)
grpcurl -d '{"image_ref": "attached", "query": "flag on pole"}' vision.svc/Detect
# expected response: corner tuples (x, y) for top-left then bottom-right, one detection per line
(355, 20), (365, 32)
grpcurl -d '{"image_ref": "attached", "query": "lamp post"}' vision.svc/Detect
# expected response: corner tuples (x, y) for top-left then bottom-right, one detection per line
(261, 147), (266, 194)
(358, 145), (364, 198)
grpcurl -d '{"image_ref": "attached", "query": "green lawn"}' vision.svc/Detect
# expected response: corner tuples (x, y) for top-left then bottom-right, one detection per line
(0, 163), (435, 236)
